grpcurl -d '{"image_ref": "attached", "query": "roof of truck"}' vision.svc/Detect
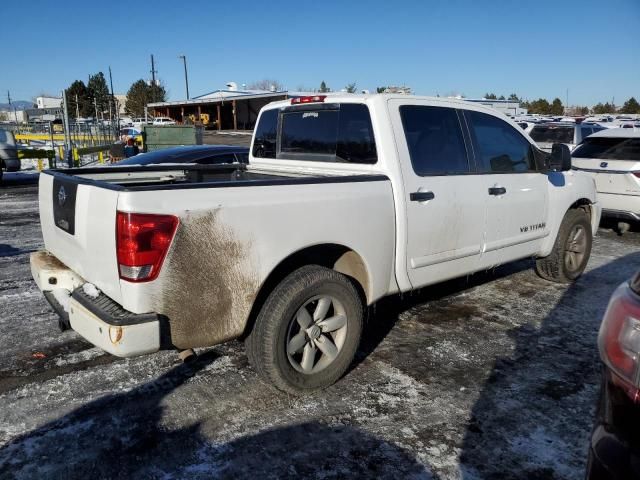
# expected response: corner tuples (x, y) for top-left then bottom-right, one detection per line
(263, 94), (504, 111)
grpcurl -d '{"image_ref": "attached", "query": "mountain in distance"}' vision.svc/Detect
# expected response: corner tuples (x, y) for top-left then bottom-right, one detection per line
(0, 100), (34, 111)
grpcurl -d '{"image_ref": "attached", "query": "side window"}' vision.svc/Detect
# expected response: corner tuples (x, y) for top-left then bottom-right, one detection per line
(252, 109), (278, 158)
(581, 126), (593, 138)
(196, 153), (237, 165)
(335, 104), (377, 164)
(467, 111), (535, 173)
(399, 105), (469, 175)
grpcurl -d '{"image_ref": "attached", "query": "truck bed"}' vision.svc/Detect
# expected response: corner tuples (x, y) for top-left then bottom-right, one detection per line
(46, 164), (385, 191)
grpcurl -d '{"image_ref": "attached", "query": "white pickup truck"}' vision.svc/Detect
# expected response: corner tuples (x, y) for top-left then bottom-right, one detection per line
(31, 95), (600, 393)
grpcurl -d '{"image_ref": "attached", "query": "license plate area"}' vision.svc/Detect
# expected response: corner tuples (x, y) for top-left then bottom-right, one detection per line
(52, 178), (78, 235)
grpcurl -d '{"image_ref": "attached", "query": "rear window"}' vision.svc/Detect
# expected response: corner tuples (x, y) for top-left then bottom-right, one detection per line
(572, 137), (640, 160)
(252, 104), (377, 164)
(530, 125), (574, 144)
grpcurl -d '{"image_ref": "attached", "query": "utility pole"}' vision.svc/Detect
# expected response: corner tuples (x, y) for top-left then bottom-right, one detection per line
(62, 90), (73, 168)
(150, 54), (158, 103)
(7, 91), (19, 128)
(75, 94), (80, 120)
(108, 66), (118, 139)
(566, 88), (569, 114)
(178, 55), (189, 100)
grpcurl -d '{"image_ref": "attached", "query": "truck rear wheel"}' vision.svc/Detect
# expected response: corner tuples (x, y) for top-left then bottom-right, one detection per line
(535, 208), (592, 283)
(245, 265), (363, 394)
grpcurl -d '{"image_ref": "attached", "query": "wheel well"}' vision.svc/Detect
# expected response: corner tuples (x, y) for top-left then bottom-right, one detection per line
(570, 198), (592, 219)
(241, 244), (370, 339)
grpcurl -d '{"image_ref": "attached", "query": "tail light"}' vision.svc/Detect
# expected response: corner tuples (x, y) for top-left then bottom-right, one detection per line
(598, 282), (640, 403)
(291, 95), (326, 105)
(116, 212), (179, 282)
(633, 172), (640, 178)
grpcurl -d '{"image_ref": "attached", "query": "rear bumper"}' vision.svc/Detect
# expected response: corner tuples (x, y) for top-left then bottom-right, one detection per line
(69, 287), (161, 357)
(31, 250), (161, 357)
(598, 192), (640, 221)
(602, 208), (640, 222)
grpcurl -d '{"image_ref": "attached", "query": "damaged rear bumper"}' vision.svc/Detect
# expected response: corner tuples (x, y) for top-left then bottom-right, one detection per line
(30, 250), (162, 357)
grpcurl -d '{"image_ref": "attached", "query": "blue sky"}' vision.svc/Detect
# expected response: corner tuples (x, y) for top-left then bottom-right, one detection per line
(1, 0), (638, 106)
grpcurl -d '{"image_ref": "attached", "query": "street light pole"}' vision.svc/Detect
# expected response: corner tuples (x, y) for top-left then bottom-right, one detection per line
(178, 55), (190, 100)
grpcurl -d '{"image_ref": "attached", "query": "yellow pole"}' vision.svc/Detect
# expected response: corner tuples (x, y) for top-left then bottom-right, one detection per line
(58, 145), (63, 160)
(73, 148), (80, 167)
(98, 151), (104, 164)
(37, 159), (43, 171)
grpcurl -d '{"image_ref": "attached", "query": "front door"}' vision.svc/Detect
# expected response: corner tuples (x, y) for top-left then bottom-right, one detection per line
(463, 110), (549, 267)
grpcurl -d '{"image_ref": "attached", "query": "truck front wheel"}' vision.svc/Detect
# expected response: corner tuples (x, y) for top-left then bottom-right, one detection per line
(535, 208), (592, 283)
(245, 265), (363, 394)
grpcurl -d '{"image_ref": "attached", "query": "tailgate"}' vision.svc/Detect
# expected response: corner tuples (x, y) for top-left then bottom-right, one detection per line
(39, 172), (122, 303)
(573, 158), (640, 195)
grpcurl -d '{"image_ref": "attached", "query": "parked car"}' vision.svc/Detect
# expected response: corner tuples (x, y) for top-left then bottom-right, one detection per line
(30, 94), (599, 393)
(529, 122), (607, 152)
(572, 129), (640, 231)
(0, 128), (20, 182)
(586, 270), (640, 479)
(152, 117), (176, 126)
(116, 145), (249, 166)
(131, 118), (152, 130)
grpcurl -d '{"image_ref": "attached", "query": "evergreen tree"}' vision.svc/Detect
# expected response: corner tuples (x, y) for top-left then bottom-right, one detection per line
(528, 98), (551, 114)
(484, 93), (497, 99)
(620, 97), (640, 114)
(65, 80), (91, 118)
(125, 80), (167, 117)
(550, 98), (564, 115)
(592, 102), (616, 114)
(87, 72), (111, 115)
(319, 81), (329, 93)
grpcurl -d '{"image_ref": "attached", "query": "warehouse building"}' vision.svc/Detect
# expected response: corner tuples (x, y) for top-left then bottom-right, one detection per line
(147, 82), (287, 130)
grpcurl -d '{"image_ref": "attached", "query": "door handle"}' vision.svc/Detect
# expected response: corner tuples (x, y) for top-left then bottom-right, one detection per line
(410, 191), (435, 202)
(488, 187), (506, 196)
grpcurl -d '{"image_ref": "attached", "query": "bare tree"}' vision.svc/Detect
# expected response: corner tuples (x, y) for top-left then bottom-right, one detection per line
(248, 79), (284, 92)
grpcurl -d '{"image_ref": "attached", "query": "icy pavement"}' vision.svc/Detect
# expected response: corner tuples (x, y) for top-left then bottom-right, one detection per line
(1, 180), (639, 479)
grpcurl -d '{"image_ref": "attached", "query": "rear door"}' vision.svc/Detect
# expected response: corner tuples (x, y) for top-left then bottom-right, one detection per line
(389, 101), (486, 288)
(463, 110), (549, 266)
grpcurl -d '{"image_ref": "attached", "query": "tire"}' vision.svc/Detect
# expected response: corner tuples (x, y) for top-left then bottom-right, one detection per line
(245, 265), (363, 394)
(535, 208), (592, 283)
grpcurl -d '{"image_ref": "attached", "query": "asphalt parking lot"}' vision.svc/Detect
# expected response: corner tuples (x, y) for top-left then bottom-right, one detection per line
(1, 174), (639, 479)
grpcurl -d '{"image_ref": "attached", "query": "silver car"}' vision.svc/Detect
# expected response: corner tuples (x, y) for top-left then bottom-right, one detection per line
(0, 129), (20, 181)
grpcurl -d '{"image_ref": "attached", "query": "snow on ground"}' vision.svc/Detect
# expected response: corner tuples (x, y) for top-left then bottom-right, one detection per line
(1, 179), (639, 479)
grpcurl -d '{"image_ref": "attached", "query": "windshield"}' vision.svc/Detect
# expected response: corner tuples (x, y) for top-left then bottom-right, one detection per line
(529, 125), (574, 144)
(572, 136), (640, 160)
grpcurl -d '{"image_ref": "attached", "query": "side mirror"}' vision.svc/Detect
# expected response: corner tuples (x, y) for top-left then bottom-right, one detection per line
(549, 143), (571, 171)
